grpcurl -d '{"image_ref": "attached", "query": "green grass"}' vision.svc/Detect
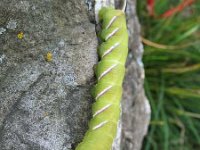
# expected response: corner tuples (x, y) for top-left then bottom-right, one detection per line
(137, 0), (200, 149)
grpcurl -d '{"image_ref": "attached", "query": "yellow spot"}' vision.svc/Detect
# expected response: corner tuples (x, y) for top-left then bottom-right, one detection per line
(43, 112), (49, 117)
(17, 32), (24, 39)
(45, 52), (53, 62)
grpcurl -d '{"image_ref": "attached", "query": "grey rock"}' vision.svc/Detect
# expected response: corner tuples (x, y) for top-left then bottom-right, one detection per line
(0, 1), (96, 150)
(0, 28), (6, 35)
(120, 0), (151, 150)
(112, 0), (151, 150)
(6, 20), (17, 30)
(0, 0), (150, 150)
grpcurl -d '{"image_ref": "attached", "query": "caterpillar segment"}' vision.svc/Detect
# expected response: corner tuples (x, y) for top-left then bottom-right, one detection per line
(76, 7), (128, 150)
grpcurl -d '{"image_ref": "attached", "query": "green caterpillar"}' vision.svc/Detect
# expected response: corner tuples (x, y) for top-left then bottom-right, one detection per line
(76, 7), (128, 150)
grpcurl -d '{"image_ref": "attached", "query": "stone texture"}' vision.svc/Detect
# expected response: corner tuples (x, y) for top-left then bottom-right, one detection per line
(0, 0), (150, 150)
(120, 0), (151, 150)
(0, 1), (97, 150)
(110, 0), (151, 150)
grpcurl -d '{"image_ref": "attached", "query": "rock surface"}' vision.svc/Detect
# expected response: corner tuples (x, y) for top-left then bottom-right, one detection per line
(120, 0), (151, 150)
(0, 0), (150, 150)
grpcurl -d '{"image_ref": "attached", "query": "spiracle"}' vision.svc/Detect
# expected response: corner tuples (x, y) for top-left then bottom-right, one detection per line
(76, 7), (128, 150)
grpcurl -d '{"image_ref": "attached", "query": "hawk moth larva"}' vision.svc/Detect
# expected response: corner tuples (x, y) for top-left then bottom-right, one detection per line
(76, 6), (128, 150)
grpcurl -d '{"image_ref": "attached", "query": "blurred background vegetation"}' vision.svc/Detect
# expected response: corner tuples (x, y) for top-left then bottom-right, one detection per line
(137, 0), (200, 149)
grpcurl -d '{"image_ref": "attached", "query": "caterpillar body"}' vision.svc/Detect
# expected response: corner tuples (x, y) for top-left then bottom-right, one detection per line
(76, 7), (128, 150)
